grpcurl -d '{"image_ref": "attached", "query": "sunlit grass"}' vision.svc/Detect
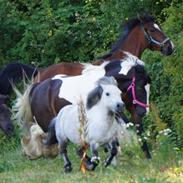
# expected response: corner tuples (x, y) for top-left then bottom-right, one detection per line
(0, 127), (183, 183)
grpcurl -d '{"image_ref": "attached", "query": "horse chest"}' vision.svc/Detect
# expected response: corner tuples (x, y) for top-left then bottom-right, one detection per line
(86, 111), (117, 145)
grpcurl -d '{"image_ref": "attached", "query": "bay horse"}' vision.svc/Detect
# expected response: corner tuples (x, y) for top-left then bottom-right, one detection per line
(15, 54), (151, 159)
(0, 62), (38, 135)
(52, 77), (124, 172)
(1, 14), (173, 95)
(1, 15), (173, 93)
(35, 14), (174, 82)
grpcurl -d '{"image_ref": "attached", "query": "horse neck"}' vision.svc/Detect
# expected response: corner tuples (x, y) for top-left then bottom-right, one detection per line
(107, 27), (148, 59)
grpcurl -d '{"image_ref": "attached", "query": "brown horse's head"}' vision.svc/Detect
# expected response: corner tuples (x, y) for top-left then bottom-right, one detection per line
(101, 14), (174, 60)
(138, 14), (174, 56)
(0, 95), (13, 136)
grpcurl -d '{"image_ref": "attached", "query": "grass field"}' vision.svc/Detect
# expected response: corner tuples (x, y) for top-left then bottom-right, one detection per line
(0, 127), (183, 183)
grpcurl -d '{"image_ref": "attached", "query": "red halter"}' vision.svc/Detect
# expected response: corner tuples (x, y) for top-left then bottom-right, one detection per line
(127, 76), (149, 108)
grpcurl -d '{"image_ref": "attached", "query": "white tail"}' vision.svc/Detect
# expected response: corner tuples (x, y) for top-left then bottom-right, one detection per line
(12, 82), (34, 132)
(21, 124), (59, 159)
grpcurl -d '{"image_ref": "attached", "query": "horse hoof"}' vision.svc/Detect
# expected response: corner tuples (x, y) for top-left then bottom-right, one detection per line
(85, 161), (98, 171)
(104, 160), (110, 167)
(64, 164), (72, 173)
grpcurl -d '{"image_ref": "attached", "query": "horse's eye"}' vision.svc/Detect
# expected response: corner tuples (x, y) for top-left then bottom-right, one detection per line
(106, 92), (110, 96)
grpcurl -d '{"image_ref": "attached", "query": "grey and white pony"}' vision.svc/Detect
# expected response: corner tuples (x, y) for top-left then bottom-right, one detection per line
(47, 77), (125, 172)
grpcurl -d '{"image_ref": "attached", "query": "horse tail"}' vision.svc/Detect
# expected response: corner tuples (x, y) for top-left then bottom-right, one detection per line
(12, 82), (34, 132)
(21, 124), (59, 159)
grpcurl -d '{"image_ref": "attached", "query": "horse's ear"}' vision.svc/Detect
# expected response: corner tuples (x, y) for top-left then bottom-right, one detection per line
(0, 94), (9, 105)
(135, 65), (145, 73)
(86, 85), (103, 109)
(137, 13), (144, 26)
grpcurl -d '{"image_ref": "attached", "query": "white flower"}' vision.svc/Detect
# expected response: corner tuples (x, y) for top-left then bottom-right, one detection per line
(126, 122), (134, 128)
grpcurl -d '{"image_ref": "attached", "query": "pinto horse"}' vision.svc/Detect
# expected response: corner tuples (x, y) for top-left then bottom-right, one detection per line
(15, 53), (151, 158)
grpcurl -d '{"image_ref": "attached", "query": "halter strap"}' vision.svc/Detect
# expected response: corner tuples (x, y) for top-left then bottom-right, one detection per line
(127, 76), (149, 108)
(141, 25), (170, 48)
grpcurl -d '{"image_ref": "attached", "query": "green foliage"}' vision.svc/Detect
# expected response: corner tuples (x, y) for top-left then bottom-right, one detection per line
(0, 0), (171, 66)
(142, 1), (183, 146)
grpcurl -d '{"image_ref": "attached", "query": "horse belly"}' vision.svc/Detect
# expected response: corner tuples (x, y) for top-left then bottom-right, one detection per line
(57, 105), (82, 145)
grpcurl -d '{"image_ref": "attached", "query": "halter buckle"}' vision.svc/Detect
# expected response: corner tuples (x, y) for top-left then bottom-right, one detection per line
(133, 100), (137, 104)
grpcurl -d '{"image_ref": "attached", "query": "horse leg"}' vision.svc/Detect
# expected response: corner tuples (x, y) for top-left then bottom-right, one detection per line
(42, 118), (57, 145)
(77, 146), (92, 167)
(60, 141), (72, 173)
(86, 142), (100, 171)
(134, 114), (151, 159)
(104, 139), (118, 167)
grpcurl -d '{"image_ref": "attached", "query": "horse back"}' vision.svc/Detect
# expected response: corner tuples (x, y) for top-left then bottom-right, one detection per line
(35, 62), (84, 82)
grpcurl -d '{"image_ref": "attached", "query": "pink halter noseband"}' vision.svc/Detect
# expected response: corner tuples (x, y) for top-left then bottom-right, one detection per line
(127, 76), (149, 108)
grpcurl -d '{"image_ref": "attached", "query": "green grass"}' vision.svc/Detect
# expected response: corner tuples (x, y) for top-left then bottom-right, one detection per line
(0, 129), (183, 183)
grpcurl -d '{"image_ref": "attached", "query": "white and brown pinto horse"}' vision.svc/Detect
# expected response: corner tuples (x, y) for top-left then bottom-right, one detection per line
(15, 53), (151, 158)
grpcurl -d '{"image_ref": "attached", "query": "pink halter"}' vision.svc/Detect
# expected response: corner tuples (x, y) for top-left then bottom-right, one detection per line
(127, 76), (149, 108)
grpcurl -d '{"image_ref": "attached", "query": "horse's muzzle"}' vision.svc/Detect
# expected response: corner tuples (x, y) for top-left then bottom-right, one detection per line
(115, 102), (125, 114)
(161, 40), (175, 56)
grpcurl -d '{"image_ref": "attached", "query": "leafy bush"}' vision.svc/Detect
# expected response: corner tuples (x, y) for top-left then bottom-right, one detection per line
(143, 1), (183, 146)
(0, 0), (171, 66)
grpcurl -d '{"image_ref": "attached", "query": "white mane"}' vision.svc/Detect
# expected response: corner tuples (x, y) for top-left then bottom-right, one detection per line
(119, 52), (145, 75)
(81, 63), (107, 75)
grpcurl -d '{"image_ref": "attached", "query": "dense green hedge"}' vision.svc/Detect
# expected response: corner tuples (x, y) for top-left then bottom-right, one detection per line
(143, 1), (183, 146)
(0, 0), (173, 66)
(0, 0), (183, 146)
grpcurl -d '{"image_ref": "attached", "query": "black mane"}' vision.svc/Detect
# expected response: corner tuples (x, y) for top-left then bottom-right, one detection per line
(101, 15), (155, 59)
(0, 62), (38, 95)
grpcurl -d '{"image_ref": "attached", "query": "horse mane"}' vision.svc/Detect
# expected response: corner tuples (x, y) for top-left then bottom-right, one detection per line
(86, 85), (103, 110)
(0, 62), (38, 95)
(96, 76), (117, 86)
(87, 77), (118, 109)
(101, 14), (155, 59)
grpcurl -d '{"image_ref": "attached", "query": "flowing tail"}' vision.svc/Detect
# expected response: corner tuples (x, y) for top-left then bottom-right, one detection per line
(21, 124), (59, 160)
(12, 81), (35, 132)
